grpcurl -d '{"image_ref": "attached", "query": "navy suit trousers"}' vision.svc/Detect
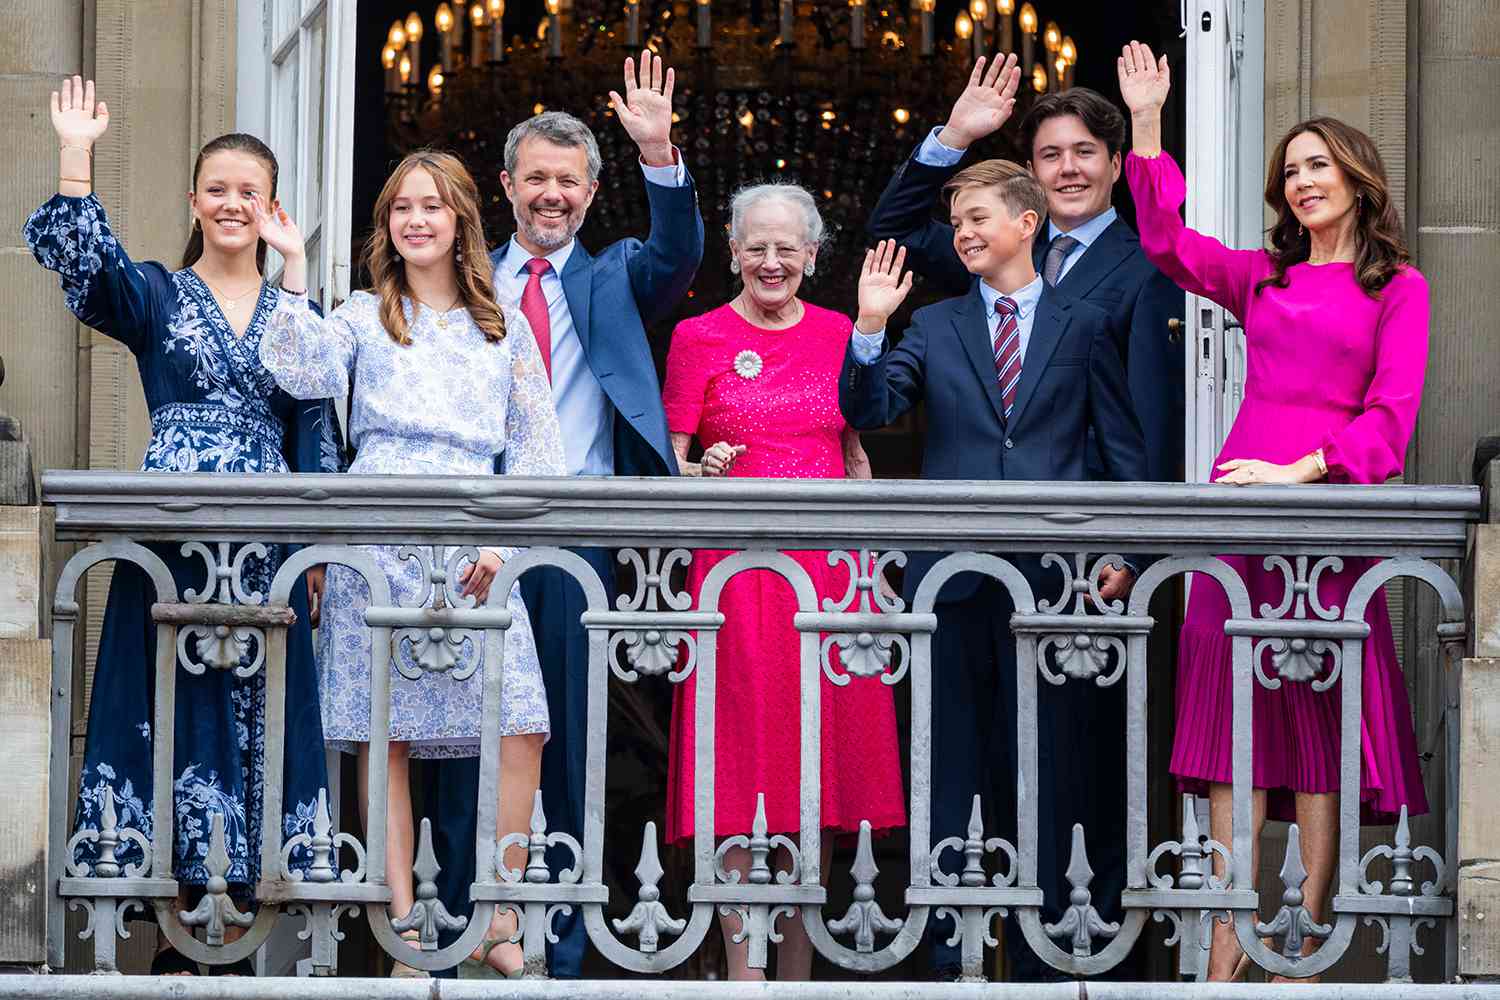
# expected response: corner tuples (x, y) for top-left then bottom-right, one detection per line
(429, 547), (615, 978)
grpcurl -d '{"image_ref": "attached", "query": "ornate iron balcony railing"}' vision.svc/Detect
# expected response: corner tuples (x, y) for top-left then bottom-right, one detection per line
(38, 471), (1480, 984)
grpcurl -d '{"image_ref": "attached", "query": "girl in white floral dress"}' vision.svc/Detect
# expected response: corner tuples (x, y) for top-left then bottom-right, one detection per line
(255, 151), (565, 978)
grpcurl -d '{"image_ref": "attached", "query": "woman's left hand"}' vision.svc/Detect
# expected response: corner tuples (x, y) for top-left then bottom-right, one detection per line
(305, 565), (326, 628)
(459, 550), (504, 603)
(701, 440), (747, 477)
(1216, 457), (1308, 485)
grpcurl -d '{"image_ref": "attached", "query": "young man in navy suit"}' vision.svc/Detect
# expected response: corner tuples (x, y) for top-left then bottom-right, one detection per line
(431, 54), (704, 979)
(843, 161), (1147, 980)
(866, 57), (1180, 978)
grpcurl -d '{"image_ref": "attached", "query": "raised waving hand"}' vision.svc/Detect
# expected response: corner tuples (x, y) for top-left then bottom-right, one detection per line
(855, 240), (914, 335)
(52, 76), (110, 149)
(937, 55), (1022, 151)
(249, 194), (308, 292)
(608, 53), (676, 167)
(1118, 41), (1170, 156)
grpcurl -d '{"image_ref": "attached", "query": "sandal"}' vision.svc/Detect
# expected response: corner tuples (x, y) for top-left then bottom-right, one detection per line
(149, 946), (199, 976)
(461, 937), (525, 979)
(391, 930), (430, 979)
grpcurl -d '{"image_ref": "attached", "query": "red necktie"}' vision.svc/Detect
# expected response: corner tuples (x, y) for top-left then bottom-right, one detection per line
(992, 295), (1022, 421)
(521, 257), (553, 381)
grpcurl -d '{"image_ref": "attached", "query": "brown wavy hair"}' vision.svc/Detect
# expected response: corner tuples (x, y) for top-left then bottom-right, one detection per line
(1256, 117), (1409, 299)
(181, 133), (278, 272)
(360, 150), (506, 345)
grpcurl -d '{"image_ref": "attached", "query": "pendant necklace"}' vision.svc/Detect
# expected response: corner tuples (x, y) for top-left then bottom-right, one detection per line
(420, 292), (464, 328)
(196, 271), (262, 311)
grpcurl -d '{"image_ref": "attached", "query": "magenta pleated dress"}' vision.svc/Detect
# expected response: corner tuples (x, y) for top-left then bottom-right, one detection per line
(1125, 151), (1431, 823)
(661, 302), (907, 842)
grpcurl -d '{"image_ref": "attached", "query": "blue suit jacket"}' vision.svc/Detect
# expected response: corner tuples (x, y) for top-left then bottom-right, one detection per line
(866, 149), (1184, 482)
(490, 172), (705, 477)
(840, 282), (1148, 603)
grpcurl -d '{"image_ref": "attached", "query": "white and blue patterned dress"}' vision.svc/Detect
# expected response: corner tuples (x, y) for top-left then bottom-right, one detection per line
(260, 291), (562, 757)
(25, 194), (340, 891)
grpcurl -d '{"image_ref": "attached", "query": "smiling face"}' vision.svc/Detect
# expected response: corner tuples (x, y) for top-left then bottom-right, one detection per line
(1282, 130), (1357, 236)
(950, 186), (1039, 278)
(1029, 113), (1121, 232)
(500, 136), (598, 255)
(731, 198), (815, 314)
(387, 166), (458, 270)
(187, 151), (276, 257)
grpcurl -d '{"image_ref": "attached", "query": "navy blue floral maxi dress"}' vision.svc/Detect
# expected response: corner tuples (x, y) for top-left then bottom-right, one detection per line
(25, 193), (340, 892)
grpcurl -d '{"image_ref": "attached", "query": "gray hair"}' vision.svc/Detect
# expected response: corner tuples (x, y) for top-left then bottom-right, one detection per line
(728, 183), (826, 248)
(504, 111), (603, 183)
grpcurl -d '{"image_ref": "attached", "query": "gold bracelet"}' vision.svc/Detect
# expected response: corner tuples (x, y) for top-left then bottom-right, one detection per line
(59, 176), (92, 185)
(1312, 448), (1328, 477)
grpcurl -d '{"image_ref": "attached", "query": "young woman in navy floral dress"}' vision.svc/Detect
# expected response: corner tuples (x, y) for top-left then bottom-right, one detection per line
(24, 77), (340, 974)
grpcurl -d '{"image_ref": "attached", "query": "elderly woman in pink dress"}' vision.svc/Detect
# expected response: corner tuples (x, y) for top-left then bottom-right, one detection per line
(1118, 42), (1429, 982)
(661, 183), (907, 982)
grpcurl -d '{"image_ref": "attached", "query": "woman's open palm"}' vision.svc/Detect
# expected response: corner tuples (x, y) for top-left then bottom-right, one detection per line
(52, 76), (109, 148)
(1117, 41), (1170, 115)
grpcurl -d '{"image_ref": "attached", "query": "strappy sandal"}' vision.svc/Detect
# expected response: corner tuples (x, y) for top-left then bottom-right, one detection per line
(391, 930), (430, 979)
(149, 946), (199, 976)
(461, 937), (524, 979)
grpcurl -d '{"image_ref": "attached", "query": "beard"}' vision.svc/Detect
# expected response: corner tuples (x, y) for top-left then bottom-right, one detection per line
(514, 201), (584, 252)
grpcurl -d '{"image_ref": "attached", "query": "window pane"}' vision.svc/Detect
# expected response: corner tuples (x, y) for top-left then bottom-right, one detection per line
(304, 17), (326, 220)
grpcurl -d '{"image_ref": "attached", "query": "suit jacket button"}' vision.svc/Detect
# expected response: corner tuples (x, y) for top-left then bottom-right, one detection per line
(1004, 437), (1015, 449)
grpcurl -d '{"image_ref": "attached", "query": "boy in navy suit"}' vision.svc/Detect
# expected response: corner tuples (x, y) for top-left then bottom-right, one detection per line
(843, 160), (1147, 980)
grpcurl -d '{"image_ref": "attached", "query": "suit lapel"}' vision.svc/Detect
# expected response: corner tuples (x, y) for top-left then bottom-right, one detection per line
(952, 286), (1008, 426)
(558, 241), (594, 358)
(1006, 292), (1069, 428)
(1054, 218), (1135, 297)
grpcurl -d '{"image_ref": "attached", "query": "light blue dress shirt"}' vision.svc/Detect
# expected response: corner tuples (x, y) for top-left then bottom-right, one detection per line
(494, 155), (686, 476)
(850, 273), (1044, 365)
(914, 127), (1118, 282)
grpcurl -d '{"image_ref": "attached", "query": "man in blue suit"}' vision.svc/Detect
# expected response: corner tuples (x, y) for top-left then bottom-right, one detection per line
(845, 160), (1147, 981)
(431, 54), (703, 978)
(864, 57), (1178, 980)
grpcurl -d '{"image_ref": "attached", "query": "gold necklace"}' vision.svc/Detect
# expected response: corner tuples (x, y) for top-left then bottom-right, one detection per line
(194, 271), (262, 311)
(418, 292), (464, 328)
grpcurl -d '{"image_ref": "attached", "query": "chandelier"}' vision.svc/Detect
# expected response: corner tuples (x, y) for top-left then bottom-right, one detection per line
(378, 1), (1078, 319)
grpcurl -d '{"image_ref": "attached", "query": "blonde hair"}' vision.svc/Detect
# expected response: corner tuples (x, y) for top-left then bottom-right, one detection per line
(360, 150), (506, 345)
(943, 159), (1048, 226)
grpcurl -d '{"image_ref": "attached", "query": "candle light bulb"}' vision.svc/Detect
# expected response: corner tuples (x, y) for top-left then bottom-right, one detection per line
(997, 0), (1013, 11)
(850, 0), (865, 6)
(435, 4), (453, 33)
(400, 53), (412, 82)
(382, 44), (398, 68)
(1031, 62), (1046, 91)
(1060, 34), (1075, 63)
(428, 65), (444, 94)
(1018, 1), (1036, 33)
(472, 3), (486, 26)
(916, 0), (935, 12)
(954, 11), (972, 38)
(892, 107), (911, 124)
(545, 0), (560, 14)
(969, 0), (986, 20)
(389, 20), (406, 47)
(1043, 19), (1060, 51)
(406, 10), (424, 40)
(489, 0), (505, 16)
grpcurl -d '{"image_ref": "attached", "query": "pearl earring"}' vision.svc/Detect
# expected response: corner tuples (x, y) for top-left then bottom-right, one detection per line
(803, 261), (816, 278)
(729, 258), (741, 275)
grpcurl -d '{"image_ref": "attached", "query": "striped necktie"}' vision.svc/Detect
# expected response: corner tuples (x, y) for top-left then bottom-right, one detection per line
(992, 295), (1022, 421)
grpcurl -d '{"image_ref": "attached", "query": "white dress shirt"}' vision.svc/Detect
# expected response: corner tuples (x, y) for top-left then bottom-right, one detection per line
(493, 155), (686, 476)
(915, 127), (1118, 282)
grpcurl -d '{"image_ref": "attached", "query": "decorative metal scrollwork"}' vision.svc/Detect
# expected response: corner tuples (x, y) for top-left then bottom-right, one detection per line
(610, 548), (698, 683)
(1035, 553), (1130, 687)
(1259, 555), (1344, 621)
(177, 813), (254, 946)
(1146, 794), (1230, 891)
(617, 548), (694, 612)
(497, 791), (583, 886)
(931, 795), (1017, 889)
(178, 623), (265, 677)
(1042, 824), (1119, 958)
(390, 818), (468, 949)
(1355, 804), (1448, 982)
(820, 550), (909, 686)
(1255, 824), (1332, 960)
(828, 821), (902, 952)
(611, 627), (695, 682)
(390, 545), (487, 680)
(1253, 635), (1342, 691)
(64, 782), (151, 878)
(714, 794), (801, 887)
(182, 541), (268, 605)
(282, 787), (367, 883)
(612, 821), (686, 953)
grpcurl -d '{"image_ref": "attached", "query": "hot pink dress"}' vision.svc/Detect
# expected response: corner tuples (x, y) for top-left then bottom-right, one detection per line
(1126, 151), (1430, 822)
(662, 302), (907, 841)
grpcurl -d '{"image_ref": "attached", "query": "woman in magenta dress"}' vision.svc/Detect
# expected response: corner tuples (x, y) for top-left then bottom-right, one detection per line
(662, 183), (906, 981)
(1119, 43), (1429, 981)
